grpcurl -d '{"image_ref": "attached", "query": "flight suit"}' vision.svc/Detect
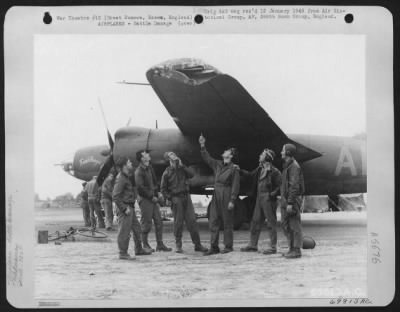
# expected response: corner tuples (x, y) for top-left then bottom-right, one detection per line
(80, 185), (90, 227)
(201, 147), (240, 251)
(86, 179), (105, 229)
(101, 174), (115, 229)
(113, 171), (143, 256)
(160, 165), (203, 250)
(280, 158), (305, 251)
(134, 164), (166, 249)
(243, 165), (281, 250)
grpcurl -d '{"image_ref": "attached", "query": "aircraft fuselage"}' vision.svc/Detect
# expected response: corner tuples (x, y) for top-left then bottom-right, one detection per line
(69, 126), (366, 196)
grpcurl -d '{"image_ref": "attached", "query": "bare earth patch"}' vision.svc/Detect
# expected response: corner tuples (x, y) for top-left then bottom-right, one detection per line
(35, 207), (367, 300)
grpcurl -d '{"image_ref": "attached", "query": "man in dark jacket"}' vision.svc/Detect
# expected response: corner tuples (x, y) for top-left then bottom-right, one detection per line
(280, 143), (305, 259)
(161, 151), (208, 253)
(86, 176), (105, 229)
(80, 182), (90, 227)
(101, 168), (116, 231)
(134, 150), (172, 252)
(199, 135), (240, 255)
(113, 158), (152, 260)
(240, 148), (282, 254)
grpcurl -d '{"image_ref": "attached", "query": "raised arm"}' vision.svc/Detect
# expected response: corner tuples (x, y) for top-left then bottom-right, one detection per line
(240, 166), (260, 178)
(160, 169), (170, 200)
(199, 134), (220, 172)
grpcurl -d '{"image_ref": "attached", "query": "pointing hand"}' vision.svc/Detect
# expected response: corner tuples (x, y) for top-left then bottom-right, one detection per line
(199, 134), (206, 146)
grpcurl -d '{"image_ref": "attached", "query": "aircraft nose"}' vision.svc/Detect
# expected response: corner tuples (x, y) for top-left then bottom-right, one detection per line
(63, 162), (74, 174)
(54, 161), (75, 177)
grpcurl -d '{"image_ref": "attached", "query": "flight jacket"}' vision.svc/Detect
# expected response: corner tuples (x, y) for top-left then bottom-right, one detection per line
(112, 171), (135, 213)
(134, 164), (159, 200)
(280, 158), (305, 205)
(160, 165), (194, 199)
(201, 146), (240, 202)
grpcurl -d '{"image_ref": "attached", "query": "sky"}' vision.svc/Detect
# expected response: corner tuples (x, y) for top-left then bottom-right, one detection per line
(34, 34), (365, 199)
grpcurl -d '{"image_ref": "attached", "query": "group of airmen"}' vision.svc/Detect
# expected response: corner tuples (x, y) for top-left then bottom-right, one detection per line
(80, 134), (305, 260)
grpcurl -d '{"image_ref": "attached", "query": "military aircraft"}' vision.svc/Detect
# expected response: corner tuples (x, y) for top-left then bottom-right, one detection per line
(58, 58), (366, 228)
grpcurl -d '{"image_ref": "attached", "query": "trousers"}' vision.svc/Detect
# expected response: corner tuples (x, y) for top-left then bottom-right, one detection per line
(88, 198), (105, 228)
(281, 196), (303, 249)
(139, 198), (163, 243)
(101, 198), (114, 228)
(117, 206), (142, 255)
(249, 193), (278, 249)
(171, 195), (201, 247)
(209, 186), (234, 250)
(81, 201), (90, 226)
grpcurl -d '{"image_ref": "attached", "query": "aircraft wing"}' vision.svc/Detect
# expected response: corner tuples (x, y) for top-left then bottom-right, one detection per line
(146, 59), (322, 162)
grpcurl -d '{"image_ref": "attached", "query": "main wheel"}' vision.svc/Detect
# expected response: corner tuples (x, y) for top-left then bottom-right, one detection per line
(77, 228), (107, 239)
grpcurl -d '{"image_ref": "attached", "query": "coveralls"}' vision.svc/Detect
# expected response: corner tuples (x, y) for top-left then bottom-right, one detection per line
(160, 165), (202, 249)
(244, 165), (282, 250)
(201, 147), (240, 251)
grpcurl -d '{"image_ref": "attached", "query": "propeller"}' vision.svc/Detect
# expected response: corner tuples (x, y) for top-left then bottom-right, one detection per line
(98, 97), (114, 149)
(96, 98), (115, 186)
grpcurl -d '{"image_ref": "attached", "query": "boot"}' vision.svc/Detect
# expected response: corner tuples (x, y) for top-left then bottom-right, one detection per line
(281, 236), (293, 257)
(284, 247), (302, 259)
(194, 244), (208, 252)
(156, 242), (172, 252)
(240, 245), (258, 252)
(142, 233), (155, 252)
(135, 244), (152, 256)
(203, 247), (220, 256)
(175, 240), (183, 253)
(262, 247), (277, 255)
(220, 247), (233, 254)
(119, 253), (135, 260)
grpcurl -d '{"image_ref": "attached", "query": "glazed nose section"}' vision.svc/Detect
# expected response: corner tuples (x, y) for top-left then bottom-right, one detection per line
(63, 162), (75, 176)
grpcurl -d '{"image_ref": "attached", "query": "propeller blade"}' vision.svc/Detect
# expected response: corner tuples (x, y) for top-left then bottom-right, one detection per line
(98, 97), (114, 149)
(107, 131), (114, 150)
(96, 155), (114, 186)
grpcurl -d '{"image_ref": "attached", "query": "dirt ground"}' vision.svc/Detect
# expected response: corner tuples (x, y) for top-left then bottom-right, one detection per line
(35, 206), (367, 301)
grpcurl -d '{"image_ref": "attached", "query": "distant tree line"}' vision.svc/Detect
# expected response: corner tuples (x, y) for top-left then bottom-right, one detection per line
(35, 192), (80, 208)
